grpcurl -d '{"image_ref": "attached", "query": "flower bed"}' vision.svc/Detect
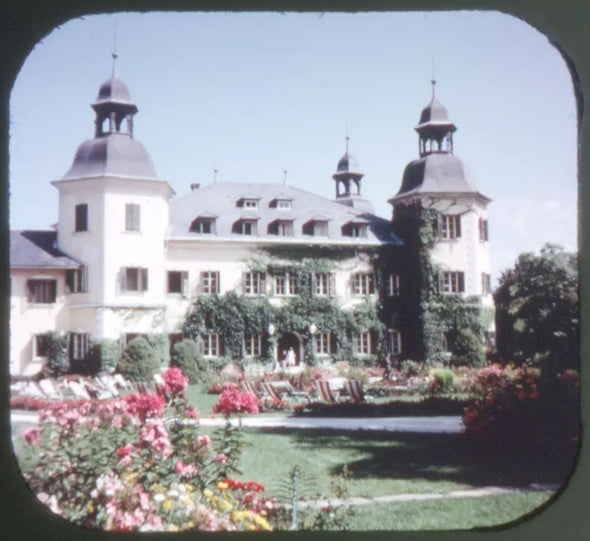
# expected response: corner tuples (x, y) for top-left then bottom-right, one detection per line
(293, 397), (469, 417)
(17, 368), (275, 532)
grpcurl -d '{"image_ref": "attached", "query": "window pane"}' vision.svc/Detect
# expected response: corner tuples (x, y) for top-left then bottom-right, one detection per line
(75, 204), (88, 232)
(168, 271), (182, 293)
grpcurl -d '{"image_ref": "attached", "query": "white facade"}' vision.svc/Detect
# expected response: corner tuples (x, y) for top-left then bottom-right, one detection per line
(9, 72), (493, 376)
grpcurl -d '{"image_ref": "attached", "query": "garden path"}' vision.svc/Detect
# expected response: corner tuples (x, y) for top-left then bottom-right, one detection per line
(11, 411), (463, 433)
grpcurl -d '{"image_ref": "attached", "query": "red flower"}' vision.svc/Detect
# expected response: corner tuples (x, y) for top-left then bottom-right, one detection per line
(117, 444), (134, 458)
(163, 367), (188, 396)
(529, 389), (539, 399)
(213, 388), (259, 416)
(517, 390), (527, 401)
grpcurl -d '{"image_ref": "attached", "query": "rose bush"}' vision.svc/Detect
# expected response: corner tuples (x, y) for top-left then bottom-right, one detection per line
(17, 367), (274, 532)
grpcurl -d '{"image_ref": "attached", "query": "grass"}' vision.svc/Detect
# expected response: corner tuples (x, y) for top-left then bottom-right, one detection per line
(348, 491), (555, 530)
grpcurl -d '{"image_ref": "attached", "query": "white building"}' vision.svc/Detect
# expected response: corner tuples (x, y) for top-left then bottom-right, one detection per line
(9, 69), (492, 376)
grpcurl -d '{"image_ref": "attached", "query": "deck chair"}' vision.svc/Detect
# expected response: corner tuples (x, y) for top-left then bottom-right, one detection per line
(345, 379), (367, 404)
(38, 379), (62, 399)
(241, 380), (262, 399)
(85, 379), (113, 400)
(98, 375), (120, 397)
(113, 374), (131, 389)
(314, 380), (339, 403)
(259, 382), (286, 406)
(68, 380), (91, 400)
(280, 381), (312, 403)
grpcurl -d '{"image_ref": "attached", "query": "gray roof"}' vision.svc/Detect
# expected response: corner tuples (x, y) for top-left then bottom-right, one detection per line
(335, 151), (362, 175)
(10, 231), (81, 269)
(416, 98), (456, 131)
(94, 75), (134, 107)
(61, 133), (159, 180)
(391, 153), (489, 203)
(169, 182), (401, 245)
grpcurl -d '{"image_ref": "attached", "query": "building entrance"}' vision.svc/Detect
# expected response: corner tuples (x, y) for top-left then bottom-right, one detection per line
(277, 332), (303, 366)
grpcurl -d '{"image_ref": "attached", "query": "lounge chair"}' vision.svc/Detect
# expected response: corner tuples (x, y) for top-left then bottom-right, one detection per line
(241, 380), (262, 399)
(259, 381), (286, 406)
(314, 380), (339, 403)
(38, 379), (62, 399)
(68, 380), (91, 400)
(344, 379), (368, 404)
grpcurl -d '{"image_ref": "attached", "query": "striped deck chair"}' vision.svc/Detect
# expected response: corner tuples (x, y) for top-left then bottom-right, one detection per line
(281, 381), (312, 403)
(241, 380), (262, 399)
(68, 380), (91, 400)
(38, 379), (62, 399)
(314, 380), (339, 403)
(345, 379), (366, 404)
(259, 382), (286, 406)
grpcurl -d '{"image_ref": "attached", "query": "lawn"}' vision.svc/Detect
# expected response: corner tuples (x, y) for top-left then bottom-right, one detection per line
(10, 382), (574, 530)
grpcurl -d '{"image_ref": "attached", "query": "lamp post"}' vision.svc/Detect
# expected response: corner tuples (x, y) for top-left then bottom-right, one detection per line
(308, 323), (317, 365)
(268, 323), (277, 371)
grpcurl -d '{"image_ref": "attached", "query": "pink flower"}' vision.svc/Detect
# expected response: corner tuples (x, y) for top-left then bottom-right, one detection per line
(163, 367), (189, 396)
(185, 406), (199, 419)
(117, 444), (134, 458)
(214, 453), (228, 464)
(22, 426), (41, 446)
(175, 459), (199, 477)
(213, 388), (259, 416)
(196, 435), (211, 448)
(124, 393), (166, 420)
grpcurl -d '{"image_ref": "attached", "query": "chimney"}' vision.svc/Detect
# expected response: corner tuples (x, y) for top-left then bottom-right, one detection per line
(190, 183), (200, 191)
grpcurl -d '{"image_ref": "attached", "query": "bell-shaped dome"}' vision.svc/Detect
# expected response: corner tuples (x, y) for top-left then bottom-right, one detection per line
(336, 151), (362, 175)
(94, 75), (134, 105)
(416, 98), (454, 129)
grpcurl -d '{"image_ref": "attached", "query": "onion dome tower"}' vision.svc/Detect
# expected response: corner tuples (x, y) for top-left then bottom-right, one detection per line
(390, 80), (488, 204)
(61, 54), (159, 180)
(332, 137), (374, 213)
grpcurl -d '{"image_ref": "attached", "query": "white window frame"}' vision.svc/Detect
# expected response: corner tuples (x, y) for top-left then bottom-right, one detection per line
(479, 218), (489, 242)
(352, 273), (375, 295)
(481, 272), (491, 295)
(276, 199), (292, 210)
(354, 331), (372, 355)
(314, 273), (331, 296)
(75, 203), (88, 232)
(440, 214), (461, 239)
(125, 203), (141, 232)
(274, 273), (298, 296)
(200, 271), (220, 294)
(190, 218), (216, 234)
(70, 333), (89, 361)
(203, 333), (220, 357)
(66, 267), (87, 293)
(167, 270), (189, 295)
(387, 329), (402, 355)
(244, 271), (266, 295)
(440, 271), (465, 294)
(244, 334), (262, 357)
(27, 279), (57, 304)
(243, 199), (258, 209)
(314, 332), (331, 355)
(388, 273), (401, 296)
(121, 267), (148, 293)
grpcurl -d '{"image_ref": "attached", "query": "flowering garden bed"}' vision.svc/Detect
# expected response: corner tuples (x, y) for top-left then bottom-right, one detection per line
(293, 397), (469, 417)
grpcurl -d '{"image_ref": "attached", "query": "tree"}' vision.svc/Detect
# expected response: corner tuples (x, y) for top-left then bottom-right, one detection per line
(494, 244), (578, 372)
(116, 337), (159, 382)
(171, 339), (208, 383)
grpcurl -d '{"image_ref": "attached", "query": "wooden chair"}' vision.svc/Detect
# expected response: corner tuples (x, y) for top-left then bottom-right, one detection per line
(314, 380), (339, 403)
(344, 379), (367, 404)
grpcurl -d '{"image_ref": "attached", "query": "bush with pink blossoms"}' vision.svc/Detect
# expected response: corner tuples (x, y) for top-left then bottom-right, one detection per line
(16, 368), (273, 532)
(213, 387), (259, 417)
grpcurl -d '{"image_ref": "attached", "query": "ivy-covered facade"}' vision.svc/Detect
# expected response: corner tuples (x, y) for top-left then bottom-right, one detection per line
(9, 67), (493, 376)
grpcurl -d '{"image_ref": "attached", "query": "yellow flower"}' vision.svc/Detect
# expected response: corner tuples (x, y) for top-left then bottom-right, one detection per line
(203, 489), (213, 499)
(86, 503), (94, 513)
(217, 481), (229, 490)
(163, 500), (172, 511)
(168, 524), (179, 532)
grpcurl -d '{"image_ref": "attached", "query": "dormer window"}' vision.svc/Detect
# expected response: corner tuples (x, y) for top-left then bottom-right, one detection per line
(303, 220), (329, 237)
(269, 198), (293, 210)
(232, 218), (258, 236)
(267, 219), (293, 236)
(190, 216), (217, 234)
(236, 198), (259, 209)
(342, 222), (368, 238)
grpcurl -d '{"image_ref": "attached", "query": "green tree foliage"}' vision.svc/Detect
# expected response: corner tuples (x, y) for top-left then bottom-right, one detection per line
(42, 332), (70, 377)
(116, 337), (159, 382)
(494, 244), (578, 372)
(450, 328), (485, 367)
(171, 339), (208, 383)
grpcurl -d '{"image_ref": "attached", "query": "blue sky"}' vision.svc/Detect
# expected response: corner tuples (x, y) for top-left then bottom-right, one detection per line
(9, 11), (578, 284)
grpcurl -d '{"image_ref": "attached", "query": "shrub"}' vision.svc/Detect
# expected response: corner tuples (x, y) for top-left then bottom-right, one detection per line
(86, 338), (120, 375)
(450, 328), (485, 367)
(42, 332), (70, 377)
(429, 369), (455, 394)
(116, 337), (159, 382)
(171, 339), (208, 383)
(400, 359), (423, 377)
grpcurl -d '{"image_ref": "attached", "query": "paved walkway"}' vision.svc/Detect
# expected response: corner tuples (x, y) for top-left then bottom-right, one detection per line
(11, 411), (464, 434)
(295, 484), (559, 508)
